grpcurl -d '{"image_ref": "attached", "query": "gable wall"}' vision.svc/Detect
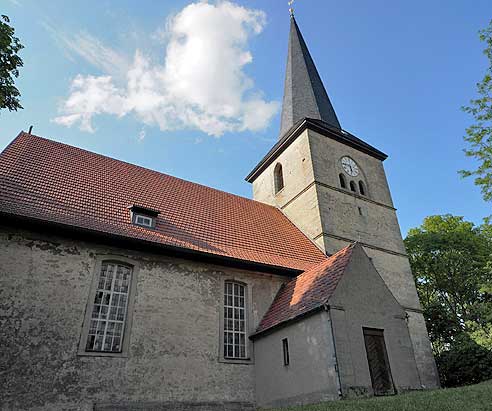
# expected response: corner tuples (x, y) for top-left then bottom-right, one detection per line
(329, 246), (422, 396)
(0, 224), (286, 410)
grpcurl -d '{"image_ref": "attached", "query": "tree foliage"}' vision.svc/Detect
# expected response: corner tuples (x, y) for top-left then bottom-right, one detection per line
(0, 15), (23, 112)
(405, 215), (492, 386)
(461, 20), (492, 203)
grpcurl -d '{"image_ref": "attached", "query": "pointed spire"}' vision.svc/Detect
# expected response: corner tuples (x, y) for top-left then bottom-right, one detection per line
(279, 16), (341, 137)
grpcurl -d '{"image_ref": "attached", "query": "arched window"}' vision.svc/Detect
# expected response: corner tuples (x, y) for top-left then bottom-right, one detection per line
(223, 281), (247, 359)
(339, 173), (347, 189)
(349, 181), (357, 193)
(274, 163), (284, 194)
(359, 181), (366, 196)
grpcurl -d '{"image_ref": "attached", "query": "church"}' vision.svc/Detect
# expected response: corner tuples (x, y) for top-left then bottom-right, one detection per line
(0, 14), (439, 410)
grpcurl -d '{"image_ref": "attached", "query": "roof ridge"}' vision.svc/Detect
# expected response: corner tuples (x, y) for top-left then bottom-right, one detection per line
(12, 131), (282, 212)
(319, 243), (355, 305)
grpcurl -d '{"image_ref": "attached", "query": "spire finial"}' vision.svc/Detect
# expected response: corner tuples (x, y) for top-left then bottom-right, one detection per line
(288, 0), (295, 17)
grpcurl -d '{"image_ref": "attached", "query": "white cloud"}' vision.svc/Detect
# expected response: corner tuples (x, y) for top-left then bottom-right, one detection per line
(53, 75), (128, 132)
(53, 1), (279, 137)
(43, 22), (129, 77)
(137, 128), (146, 142)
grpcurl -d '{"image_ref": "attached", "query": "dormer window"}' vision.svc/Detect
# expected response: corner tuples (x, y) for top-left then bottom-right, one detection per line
(128, 205), (159, 229)
(135, 214), (153, 228)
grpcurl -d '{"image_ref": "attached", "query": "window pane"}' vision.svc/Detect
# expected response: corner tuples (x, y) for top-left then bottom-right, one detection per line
(85, 262), (132, 353)
(223, 282), (247, 359)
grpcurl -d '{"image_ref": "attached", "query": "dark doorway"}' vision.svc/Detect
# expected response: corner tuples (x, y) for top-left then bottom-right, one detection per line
(363, 328), (395, 396)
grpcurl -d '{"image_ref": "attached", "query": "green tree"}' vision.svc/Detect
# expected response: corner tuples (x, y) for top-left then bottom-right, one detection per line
(0, 15), (23, 112)
(405, 215), (492, 386)
(405, 215), (492, 355)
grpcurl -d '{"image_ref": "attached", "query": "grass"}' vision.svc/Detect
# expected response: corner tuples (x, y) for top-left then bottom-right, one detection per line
(264, 381), (492, 411)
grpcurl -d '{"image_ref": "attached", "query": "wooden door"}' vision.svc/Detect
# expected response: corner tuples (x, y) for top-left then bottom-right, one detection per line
(363, 328), (395, 396)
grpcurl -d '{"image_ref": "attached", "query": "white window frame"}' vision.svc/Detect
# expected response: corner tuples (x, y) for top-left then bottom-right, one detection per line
(134, 214), (153, 228)
(78, 256), (138, 357)
(219, 279), (253, 364)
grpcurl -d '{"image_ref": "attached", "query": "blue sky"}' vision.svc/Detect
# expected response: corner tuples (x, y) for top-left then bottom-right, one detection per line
(2, 0), (491, 236)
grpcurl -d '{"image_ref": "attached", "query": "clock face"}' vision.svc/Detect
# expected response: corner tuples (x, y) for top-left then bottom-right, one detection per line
(341, 157), (359, 177)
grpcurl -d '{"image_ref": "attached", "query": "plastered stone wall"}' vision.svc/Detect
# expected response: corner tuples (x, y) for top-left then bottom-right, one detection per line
(252, 130), (315, 208)
(329, 245), (421, 396)
(252, 131), (324, 242)
(254, 311), (339, 408)
(0, 225), (287, 410)
(406, 311), (440, 388)
(316, 185), (406, 255)
(282, 185), (322, 241)
(308, 130), (394, 207)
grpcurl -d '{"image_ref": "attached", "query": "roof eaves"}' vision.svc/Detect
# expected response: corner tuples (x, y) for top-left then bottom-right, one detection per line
(245, 119), (387, 183)
(0, 211), (304, 277)
(250, 304), (325, 340)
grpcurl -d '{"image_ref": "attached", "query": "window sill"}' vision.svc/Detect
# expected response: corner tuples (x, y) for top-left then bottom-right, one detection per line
(274, 187), (285, 196)
(340, 187), (368, 199)
(219, 357), (253, 365)
(77, 350), (128, 358)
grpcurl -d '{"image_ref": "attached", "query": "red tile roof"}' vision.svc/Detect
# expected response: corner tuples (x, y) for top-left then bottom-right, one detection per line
(255, 243), (355, 335)
(0, 132), (326, 271)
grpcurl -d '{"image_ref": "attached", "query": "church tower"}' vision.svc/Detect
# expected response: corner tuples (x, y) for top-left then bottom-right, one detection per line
(246, 15), (439, 388)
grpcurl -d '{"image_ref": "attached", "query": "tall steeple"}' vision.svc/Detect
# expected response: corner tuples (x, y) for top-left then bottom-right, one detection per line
(279, 16), (341, 137)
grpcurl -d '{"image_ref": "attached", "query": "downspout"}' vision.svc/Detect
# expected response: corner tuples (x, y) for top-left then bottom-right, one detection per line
(324, 304), (342, 398)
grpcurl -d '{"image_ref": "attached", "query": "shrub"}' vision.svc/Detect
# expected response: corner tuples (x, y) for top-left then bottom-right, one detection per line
(436, 334), (492, 387)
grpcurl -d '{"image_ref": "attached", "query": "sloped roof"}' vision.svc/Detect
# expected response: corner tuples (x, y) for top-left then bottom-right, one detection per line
(280, 16), (341, 137)
(0, 132), (326, 272)
(254, 243), (356, 336)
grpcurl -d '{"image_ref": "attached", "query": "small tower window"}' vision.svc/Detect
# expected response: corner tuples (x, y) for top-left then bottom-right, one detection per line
(274, 163), (284, 194)
(339, 173), (347, 189)
(359, 181), (366, 196)
(350, 181), (357, 193)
